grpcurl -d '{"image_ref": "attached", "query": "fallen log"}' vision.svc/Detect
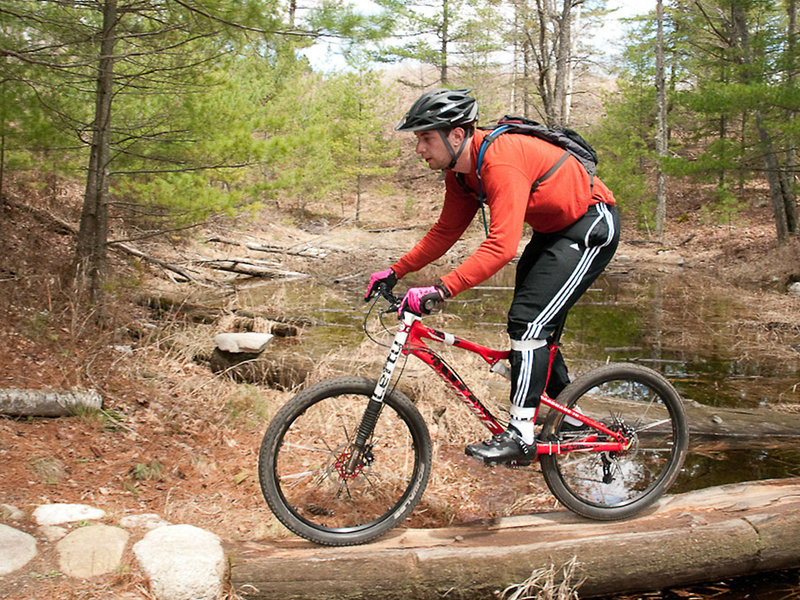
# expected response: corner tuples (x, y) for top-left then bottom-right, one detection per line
(0, 388), (103, 417)
(226, 478), (800, 600)
(134, 294), (309, 332)
(533, 394), (800, 448)
(681, 398), (800, 443)
(113, 241), (207, 285)
(206, 236), (334, 259)
(195, 257), (309, 279)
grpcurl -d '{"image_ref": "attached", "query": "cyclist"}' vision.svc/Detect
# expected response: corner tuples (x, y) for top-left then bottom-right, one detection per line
(365, 88), (620, 466)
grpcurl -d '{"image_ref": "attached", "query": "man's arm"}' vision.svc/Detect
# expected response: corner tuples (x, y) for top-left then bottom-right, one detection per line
(391, 181), (478, 281)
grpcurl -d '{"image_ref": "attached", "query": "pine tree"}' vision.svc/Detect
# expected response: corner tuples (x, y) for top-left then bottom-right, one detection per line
(0, 0), (315, 302)
(371, 0), (504, 86)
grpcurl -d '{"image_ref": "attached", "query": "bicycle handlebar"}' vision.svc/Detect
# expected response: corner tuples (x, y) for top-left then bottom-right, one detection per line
(375, 283), (401, 309)
(374, 283), (443, 316)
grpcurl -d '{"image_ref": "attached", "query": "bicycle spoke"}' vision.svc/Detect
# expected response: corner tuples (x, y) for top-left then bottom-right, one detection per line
(635, 418), (672, 433)
(282, 442), (334, 454)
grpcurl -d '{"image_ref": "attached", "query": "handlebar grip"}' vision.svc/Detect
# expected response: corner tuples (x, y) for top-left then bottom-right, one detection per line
(422, 297), (442, 313)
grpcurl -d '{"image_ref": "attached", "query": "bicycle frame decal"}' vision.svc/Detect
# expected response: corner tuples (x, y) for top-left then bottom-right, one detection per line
(396, 316), (629, 455)
(371, 316), (415, 404)
(402, 319), (507, 436)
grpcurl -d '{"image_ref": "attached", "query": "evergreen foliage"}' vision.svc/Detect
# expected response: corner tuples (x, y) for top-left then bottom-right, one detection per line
(594, 0), (798, 238)
(1, 0), (798, 291)
(370, 0), (504, 86)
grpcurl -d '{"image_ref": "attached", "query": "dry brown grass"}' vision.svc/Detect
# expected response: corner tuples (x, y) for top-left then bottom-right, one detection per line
(501, 557), (585, 600)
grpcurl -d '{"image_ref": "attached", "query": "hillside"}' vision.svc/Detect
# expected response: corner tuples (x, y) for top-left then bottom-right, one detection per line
(1, 172), (799, 599)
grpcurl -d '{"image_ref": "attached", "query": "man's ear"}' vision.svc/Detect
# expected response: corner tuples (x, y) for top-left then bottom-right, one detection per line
(449, 127), (466, 146)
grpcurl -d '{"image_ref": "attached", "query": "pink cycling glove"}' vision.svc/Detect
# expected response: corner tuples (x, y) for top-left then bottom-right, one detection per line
(365, 268), (397, 300)
(399, 285), (446, 316)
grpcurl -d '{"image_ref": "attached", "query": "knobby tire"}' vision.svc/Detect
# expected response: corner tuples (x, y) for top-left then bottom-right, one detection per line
(258, 376), (432, 546)
(540, 363), (688, 520)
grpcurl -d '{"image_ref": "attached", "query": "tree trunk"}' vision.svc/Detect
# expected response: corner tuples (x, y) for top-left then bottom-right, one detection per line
(563, 2), (580, 125)
(785, 0), (798, 234)
(75, 0), (117, 302)
(526, 0), (575, 126)
(730, 3), (794, 243)
(552, 0), (572, 125)
(0, 388), (103, 417)
(440, 0), (449, 85)
(754, 110), (797, 243)
(655, 0), (668, 238)
(0, 131), (5, 198)
(535, 0), (555, 124)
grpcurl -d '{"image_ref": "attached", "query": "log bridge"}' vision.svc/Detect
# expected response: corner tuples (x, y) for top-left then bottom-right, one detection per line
(227, 478), (800, 599)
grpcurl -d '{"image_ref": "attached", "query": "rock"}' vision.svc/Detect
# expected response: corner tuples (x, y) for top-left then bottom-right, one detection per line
(214, 332), (274, 353)
(209, 349), (313, 390)
(0, 523), (37, 575)
(39, 524), (68, 541)
(788, 282), (800, 297)
(33, 503), (106, 526)
(0, 503), (26, 521)
(134, 524), (226, 600)
(120, 513), (170, 531)
(56, 524), (129, 578)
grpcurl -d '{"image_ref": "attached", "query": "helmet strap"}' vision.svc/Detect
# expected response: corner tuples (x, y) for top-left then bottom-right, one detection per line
(437, 128), (472, 170)
(437, 129), (457, 169)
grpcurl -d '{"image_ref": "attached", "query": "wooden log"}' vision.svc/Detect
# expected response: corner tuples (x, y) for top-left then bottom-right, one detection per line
(195, 257), (309, 279)
(0, 388), (103, 417)
(226, 478), (800, 600)
(206, 236), (339, 259)
(245, 242), (331, 259)
(134, 294), (307, 333)
(681, 399), (800, 443)
(113, 241), (207, 285)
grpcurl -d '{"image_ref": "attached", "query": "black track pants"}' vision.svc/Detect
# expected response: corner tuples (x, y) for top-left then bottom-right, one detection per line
(507, 203), (620, 414)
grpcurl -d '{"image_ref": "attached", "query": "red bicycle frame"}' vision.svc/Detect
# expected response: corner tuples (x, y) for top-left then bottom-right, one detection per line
(400, 317), (630, 457)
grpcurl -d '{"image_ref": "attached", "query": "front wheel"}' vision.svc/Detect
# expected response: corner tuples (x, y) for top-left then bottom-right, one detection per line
(540, 363), (688, 521)
(258, 376), (432, 546)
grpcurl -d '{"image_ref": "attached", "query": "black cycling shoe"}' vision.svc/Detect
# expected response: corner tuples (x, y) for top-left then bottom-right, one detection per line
(465, 428), (537, 466)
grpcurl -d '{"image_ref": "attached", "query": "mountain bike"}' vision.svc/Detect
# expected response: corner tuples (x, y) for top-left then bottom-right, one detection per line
(258, 285), (689, 546)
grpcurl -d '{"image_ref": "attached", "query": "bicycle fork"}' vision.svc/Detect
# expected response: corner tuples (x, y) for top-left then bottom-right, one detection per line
(345, 313), (416, 474)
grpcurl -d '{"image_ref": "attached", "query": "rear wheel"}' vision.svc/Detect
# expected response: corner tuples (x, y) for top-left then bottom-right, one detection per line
(540, 363), (688, 520)
(258, 376), (432, 546)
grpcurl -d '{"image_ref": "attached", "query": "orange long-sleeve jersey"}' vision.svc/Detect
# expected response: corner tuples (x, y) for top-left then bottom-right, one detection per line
(391, 128), (616, 297)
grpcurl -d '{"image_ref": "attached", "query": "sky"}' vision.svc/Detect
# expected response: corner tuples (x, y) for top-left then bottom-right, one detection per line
(301, 0), (654, 72)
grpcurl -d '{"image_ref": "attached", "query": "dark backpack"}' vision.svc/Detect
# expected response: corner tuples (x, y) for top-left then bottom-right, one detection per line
(456, 115), (598, 236)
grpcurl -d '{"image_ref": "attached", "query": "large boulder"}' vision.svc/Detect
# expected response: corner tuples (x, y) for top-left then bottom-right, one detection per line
(134, 524), (226, 600)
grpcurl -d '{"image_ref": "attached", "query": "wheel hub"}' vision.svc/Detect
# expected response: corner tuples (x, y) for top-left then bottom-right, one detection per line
(333, 444), (373, 480)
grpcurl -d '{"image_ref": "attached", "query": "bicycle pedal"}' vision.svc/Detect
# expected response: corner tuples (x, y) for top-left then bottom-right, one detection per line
(504, 460), (531, 469)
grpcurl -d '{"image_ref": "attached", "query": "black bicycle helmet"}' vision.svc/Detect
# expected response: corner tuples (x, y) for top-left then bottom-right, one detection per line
(396, 88), (478, 132)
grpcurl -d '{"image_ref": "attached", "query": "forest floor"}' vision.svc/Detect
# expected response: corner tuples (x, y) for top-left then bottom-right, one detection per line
(1, 173), (800, 599)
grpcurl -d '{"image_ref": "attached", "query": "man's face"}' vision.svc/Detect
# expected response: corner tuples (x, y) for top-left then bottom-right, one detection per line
(413, 129), (453, 170)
